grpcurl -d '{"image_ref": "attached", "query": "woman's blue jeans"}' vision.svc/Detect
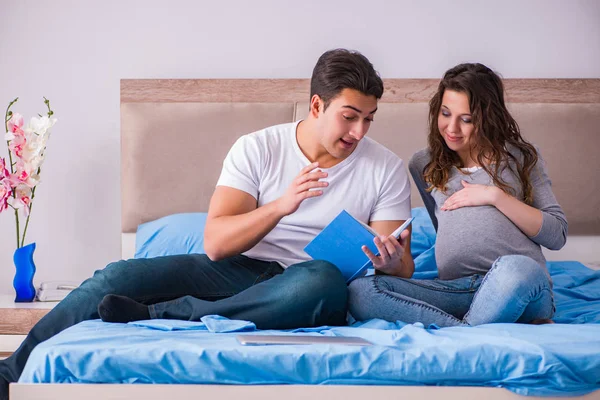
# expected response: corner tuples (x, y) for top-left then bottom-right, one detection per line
(348, 255), (555, 327)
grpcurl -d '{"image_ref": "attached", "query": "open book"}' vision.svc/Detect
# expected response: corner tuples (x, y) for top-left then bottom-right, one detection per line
(304, 210), (413, 283)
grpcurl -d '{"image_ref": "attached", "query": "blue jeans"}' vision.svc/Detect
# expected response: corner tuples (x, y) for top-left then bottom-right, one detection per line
(348, 255), (555, 327)
(0, 254), (347, 399)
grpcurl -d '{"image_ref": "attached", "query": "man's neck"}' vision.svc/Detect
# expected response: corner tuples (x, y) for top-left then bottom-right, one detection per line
(296, 119), (342, 168)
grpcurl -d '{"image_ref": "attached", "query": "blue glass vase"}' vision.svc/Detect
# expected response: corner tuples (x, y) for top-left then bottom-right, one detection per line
(13, 242), (37, 302)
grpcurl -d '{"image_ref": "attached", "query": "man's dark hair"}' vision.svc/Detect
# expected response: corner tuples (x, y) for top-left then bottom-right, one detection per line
(310, 49), (384, 111)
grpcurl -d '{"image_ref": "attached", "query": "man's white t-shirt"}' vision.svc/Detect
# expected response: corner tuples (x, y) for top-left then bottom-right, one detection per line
(216, 121), (411, 268)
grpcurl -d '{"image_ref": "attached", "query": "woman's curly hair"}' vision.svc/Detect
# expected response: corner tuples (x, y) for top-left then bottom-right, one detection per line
(424, 63), (538, 204)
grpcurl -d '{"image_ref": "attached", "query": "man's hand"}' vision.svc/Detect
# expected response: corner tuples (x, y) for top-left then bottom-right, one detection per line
(275, 162), (328, 216)
(362, 229), (410, 275)
(441, 180), (501, 211)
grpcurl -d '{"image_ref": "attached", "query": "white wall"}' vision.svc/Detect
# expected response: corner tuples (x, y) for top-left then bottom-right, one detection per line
(0, 0), (599, 295)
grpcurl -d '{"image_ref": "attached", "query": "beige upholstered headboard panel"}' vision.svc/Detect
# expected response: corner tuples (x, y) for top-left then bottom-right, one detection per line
(121, 79), (600, 235)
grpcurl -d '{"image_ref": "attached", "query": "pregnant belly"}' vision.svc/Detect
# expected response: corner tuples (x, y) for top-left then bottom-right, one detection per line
(435, 206), (537, 278)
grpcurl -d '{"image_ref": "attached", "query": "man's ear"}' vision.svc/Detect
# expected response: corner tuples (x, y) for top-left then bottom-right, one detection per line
(309, 95), (322, 118)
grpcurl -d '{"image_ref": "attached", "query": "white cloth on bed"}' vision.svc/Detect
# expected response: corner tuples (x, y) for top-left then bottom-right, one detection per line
(217, 121), (411, 268)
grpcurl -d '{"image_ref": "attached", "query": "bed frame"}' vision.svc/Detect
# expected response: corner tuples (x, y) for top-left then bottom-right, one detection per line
(11, 78), (600, 399)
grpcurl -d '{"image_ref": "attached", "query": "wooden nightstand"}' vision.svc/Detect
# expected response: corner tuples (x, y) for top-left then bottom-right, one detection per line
(0, 295), (56, 359)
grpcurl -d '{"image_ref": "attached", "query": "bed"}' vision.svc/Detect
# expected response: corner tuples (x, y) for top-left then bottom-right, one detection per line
(10, 78), (600, 399)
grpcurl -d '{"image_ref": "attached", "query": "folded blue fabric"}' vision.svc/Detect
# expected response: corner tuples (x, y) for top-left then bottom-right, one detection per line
(550, 262), (600, 324)
(130, 315), (256, 333)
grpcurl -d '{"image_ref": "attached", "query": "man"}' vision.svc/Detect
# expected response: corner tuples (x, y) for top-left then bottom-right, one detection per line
(0, 49), (413, 398)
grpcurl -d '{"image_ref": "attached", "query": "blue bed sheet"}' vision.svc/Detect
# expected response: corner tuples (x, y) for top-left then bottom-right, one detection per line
(19, 261), (600, 397)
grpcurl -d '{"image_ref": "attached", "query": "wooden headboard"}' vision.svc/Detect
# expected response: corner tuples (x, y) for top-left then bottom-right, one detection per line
(120, 79), (600, 239)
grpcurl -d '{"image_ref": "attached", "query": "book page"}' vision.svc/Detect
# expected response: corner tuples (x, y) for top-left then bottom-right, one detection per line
(356, 218), (378, 237)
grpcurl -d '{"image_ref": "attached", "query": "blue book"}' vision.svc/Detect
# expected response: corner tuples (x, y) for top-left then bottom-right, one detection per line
(304, 210), (413, 283)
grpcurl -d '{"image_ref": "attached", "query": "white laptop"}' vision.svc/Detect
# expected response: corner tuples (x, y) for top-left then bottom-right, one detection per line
(236, 334), (371, 346)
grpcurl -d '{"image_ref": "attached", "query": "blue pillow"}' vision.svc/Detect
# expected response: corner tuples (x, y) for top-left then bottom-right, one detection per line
(410, 207), (436, 258)
(135, 213), (208, 258)
(134, 209), (439, 276)
(410, 207), (438, 277)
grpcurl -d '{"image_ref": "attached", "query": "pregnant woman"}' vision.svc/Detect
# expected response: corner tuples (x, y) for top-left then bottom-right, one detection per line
(348, 62), (567, 327)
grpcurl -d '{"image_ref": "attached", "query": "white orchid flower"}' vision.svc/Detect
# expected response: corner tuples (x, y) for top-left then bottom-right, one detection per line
(21, 132), (48, 170)
(25, 115), (57, 136)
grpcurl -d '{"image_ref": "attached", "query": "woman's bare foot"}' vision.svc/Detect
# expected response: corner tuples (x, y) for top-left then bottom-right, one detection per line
(529, 318), (555, 325)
